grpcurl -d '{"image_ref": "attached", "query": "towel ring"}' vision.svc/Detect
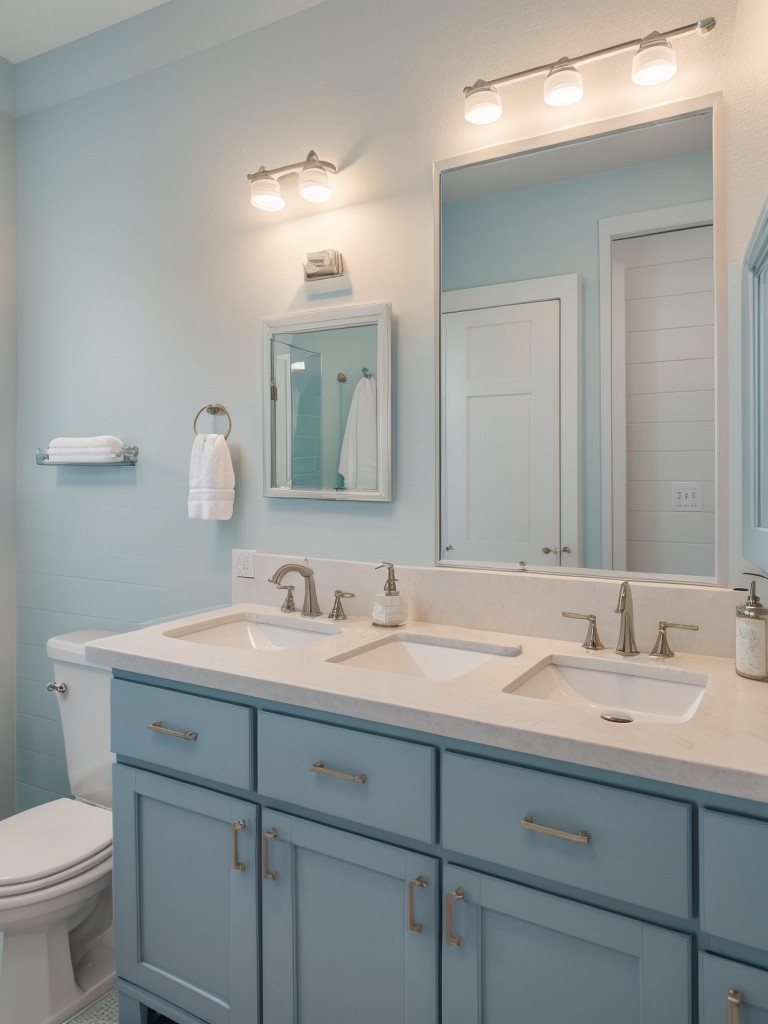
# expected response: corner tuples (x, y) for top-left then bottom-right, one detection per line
(193, 403), (232, 440)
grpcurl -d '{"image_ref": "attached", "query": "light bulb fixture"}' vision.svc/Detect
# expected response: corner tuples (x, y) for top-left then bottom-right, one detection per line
(464, 81), (503, 124)
(543, 61), (584, 107)
(463, 16), (716, 124)
(247, 150), (338, 212)
(631, 32), (677, 86)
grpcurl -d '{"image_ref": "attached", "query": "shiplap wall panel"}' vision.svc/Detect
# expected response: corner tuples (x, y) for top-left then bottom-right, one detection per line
(617, 225), (715, 576)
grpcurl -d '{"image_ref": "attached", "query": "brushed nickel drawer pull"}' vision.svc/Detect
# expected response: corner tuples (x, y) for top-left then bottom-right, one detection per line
(232, 820), (247, 872)
(148, 721), (198, 741)
(521, 815), (591, 844)
(408, 876), (429, 933)
(728, 988), (741, 1024)
(445, 888), (464, 947)
(262, 827), (278, 881)
(309, 761), (367, 784)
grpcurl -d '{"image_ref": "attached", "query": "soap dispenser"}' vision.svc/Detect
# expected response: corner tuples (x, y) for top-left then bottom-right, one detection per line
(372, 562), (407, 627)
(736, 580), (768, 681)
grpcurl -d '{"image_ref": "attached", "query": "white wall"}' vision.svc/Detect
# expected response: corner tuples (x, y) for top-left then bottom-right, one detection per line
(0, 106), (16, 819)
(10, 0), (762, 808)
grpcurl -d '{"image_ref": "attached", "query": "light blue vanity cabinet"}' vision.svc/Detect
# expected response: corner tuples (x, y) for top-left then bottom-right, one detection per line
(112, 767), (259, 1024)
(442, 865), (690, 1024)
(109, 670), (767, 1024)
(260, 810), (439, 1024)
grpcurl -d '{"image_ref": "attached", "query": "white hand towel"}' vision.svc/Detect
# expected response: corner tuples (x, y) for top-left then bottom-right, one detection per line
(338, 378), (377, 489)
(188, 434), (235, 520)
(49, 435), (124, 451)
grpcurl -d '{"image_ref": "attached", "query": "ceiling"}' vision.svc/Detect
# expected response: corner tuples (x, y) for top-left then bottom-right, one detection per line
(0, 1), (172, 64)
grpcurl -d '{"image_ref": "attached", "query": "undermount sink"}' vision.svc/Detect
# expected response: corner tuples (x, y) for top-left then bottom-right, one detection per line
(164, 613), (341, 651)
(328, 632), (522, 681)
(505, 655), (709, 724)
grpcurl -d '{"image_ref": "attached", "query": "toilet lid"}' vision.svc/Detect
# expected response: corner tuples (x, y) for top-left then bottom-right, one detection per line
(0, 798), (112, 886)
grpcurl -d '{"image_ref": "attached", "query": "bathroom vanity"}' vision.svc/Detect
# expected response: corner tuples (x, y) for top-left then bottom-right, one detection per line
(87, 602), (768, 1024)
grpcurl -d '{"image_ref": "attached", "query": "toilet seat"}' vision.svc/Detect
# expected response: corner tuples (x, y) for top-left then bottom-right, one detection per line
(0, 798), (112, 898)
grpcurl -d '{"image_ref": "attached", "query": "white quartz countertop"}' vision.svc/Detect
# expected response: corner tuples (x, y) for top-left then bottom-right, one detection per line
(85, 604), (768, 803)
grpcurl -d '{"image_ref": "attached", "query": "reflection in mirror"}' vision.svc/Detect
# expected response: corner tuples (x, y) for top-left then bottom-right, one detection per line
(263, 302), (392, 501)
(439, 103), (720, 582)
(742, 193), (768, 571)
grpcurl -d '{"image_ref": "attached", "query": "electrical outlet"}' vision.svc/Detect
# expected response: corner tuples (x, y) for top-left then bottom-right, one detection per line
(672, 482), (702, 511)
(235, 551), (255, 578)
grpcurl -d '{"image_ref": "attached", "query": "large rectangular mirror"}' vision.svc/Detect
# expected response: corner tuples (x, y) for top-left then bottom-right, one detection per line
(263, 302), (392, 501)
(743, 192), (768, 572)
(438, 99), (723, 582)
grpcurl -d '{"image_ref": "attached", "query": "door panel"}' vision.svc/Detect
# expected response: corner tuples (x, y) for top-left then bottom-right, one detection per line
(261, 810), (438, 1024)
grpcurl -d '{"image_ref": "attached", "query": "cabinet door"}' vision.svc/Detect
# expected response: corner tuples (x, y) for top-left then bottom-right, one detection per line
(261, 810), (438, 1024)
(112, 766), (259, 1024)
(700, 953), (768, 1023)
(442, 866), (691, 1024)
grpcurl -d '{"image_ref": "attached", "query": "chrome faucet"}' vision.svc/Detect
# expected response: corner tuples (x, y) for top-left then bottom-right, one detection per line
(268, 563), (322, 617)
(615, 581), (639, 656)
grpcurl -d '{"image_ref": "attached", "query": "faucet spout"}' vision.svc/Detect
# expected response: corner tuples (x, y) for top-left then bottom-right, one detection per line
(268, 563), (322, 617)
(615, 581), (639, 656)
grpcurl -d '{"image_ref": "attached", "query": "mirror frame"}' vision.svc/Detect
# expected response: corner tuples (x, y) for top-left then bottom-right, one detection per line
(262, 301), (392, 502)
(742, 194), (768, 571)
(434, 94), (727, 584)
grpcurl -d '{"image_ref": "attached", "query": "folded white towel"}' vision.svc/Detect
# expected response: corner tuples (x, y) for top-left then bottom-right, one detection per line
(49, 435), (124, 451)
(188, 434), (235, 520)
(46, 453), (122, 464)
(47, 446), (123, 456)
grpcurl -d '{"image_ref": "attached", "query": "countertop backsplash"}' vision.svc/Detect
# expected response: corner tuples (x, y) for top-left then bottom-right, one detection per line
(232, 551), (742, 660)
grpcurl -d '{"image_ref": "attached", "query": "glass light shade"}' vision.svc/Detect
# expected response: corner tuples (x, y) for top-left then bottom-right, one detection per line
(631, 38), (677, 85)
(299, 164), (332, 203)
(464, 83), (502, 125)
(250, 175), (285, 211)
(543, 65), (584, 107)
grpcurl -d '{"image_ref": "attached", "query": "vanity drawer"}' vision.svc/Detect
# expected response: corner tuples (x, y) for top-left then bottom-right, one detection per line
(442, 751), (692, 916)
(257, 711), (436, 842)
(111, 678), (253, 789)
(700, 808), (768, 950)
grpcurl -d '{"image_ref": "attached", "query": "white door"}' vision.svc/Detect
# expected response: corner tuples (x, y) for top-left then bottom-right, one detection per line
(611, 225), (715, 576)
(442, 300), (560, 565)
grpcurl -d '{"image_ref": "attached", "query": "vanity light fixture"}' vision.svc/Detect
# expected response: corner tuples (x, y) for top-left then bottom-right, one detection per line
(463, 16), (715, 124)
(248, 150), (338, 211)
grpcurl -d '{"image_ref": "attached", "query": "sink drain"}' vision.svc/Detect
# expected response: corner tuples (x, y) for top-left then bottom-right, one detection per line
(600, 712), (634, 723)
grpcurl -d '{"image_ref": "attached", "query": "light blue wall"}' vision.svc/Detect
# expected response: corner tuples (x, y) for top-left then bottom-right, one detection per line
(442, 150), (713, 566)
(0, 106), (15, 819)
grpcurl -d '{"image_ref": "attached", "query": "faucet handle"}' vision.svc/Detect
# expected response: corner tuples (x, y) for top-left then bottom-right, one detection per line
(276, 584), (296, 613)
(328, 591), (355, 621)
(562, 611), (605, 650)
(649, 621), (699, 659)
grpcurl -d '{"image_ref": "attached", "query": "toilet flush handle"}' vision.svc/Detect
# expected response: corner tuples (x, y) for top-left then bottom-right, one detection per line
(46, 682), (68, 694)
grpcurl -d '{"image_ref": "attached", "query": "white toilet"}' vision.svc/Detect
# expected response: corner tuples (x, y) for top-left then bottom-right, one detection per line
(0, 630), (116, 1024)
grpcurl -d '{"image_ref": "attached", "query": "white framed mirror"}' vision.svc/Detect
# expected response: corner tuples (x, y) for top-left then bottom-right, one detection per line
(263, 302), (392, 501)
(437, 97), (725, 583)
(742, 193), (768, 572)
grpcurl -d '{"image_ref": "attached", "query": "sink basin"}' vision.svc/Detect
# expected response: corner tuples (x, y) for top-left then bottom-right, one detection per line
(328, 632), (522, 681)
(164, 613), (341, 651)
(505, 655), (708, 724)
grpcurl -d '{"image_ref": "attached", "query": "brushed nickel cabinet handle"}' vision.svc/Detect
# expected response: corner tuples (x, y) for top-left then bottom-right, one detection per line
(521, 815), (591, 844)
(262, 827), (278, 881)
(148, 721), (198, 741)
(728, 988), (741, 1024)
(309, 760), (367, 784)
(232, 820), (247, 872)
(445, 888), (464, 947)
(408, 876), (428, 933)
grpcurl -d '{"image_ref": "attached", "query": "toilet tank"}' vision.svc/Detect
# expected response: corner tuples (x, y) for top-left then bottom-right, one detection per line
(47, 630), (117, 809)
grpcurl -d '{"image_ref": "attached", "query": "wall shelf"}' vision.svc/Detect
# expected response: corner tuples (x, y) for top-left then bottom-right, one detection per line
(36, 446), (139, 466)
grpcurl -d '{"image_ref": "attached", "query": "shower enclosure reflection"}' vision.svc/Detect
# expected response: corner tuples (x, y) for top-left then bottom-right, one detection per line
(263, 303), (392, 501)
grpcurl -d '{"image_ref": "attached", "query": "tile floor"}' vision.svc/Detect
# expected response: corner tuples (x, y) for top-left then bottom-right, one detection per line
(65, 989), (119, 1024)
